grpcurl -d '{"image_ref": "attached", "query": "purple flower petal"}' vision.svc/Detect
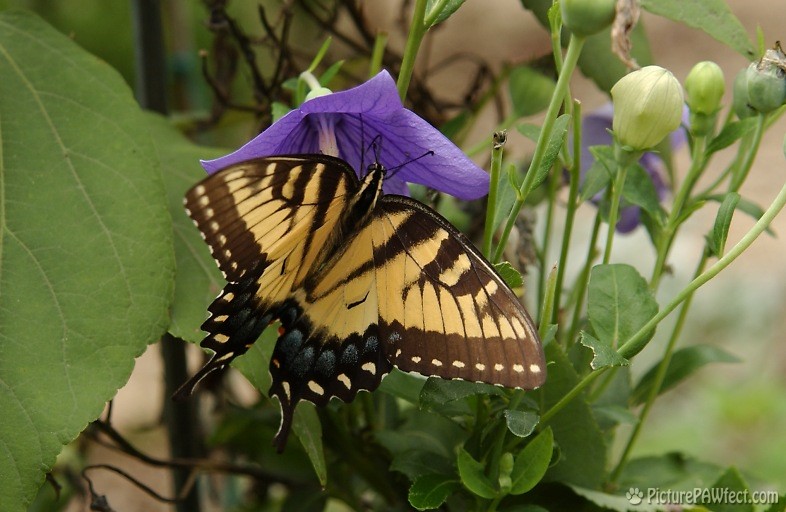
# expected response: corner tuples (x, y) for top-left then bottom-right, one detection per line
(201, 70), (489, 200)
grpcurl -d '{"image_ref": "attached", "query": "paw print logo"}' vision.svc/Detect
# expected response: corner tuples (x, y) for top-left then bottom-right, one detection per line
(626, 487), (644, 505)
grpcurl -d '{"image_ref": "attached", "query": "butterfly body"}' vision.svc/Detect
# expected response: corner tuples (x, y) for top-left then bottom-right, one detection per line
(175, 155), (545, 451)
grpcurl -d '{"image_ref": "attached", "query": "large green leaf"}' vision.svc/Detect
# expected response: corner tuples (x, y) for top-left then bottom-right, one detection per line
(641, 0), (754, 58)
(587, 264), (658, 348)
(0, 11), (174, 510)
(541, 343), (606, 488)
(146, 113), (225, 342)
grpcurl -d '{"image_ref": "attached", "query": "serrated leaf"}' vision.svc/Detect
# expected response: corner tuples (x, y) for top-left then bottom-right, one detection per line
(541, 343), (607, 488)
(147, 113), (226, 342)
(706, 192), (740, 257)
(588, 264), (659, 348)
(510, 427), (553, 495)
(640, 0), (754, 57)
(504, 409), (539, 438)
(509, 66), (556, 117)
(0, 12), (174, 510)
(706, 118), (758, 156)
(494, 261), (524, 289)
(408, 473), (460, 510)
(457, 447), (497, 499)
(579, 332), (629, 370)
(632, 345), (740, 405)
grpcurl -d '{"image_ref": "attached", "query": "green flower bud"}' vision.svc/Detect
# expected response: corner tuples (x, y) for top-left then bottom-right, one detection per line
(745, 44), (786, 113)
(304, 86), (333, 101)
(685, 61), (725, 114)
(561, 0), (616, 37)
(610, 65), (684, 151)
(732, 68), (756, 119)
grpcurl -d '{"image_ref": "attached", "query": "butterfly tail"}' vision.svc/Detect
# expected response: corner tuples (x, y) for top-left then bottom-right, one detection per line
(171, 353), (228, 401)
(272, 395), (295, 453)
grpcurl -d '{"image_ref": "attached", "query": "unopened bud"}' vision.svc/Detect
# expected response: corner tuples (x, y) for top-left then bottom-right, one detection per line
(685, 61), (725, 115)
(611, 65), (684, 151)
(561, 0), (616, 37)
(745, 43), (786, 113)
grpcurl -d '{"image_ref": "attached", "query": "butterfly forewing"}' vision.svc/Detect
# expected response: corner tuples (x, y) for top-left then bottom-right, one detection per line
(174, 156), (359, 399)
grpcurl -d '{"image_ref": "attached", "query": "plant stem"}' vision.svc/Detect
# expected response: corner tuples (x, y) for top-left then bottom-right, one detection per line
(543, 174), (786, 423)
(602, 148), (635, 264)
(610, 252), (708, 482)
(566, 211), (602, 346)
(552, 101), (582, 326)
(483, 132), (507, 258)
(650, 135), (707, 290)
(729, 113), (766, 192)
(396, 0), (429, 100)
(492, 35), (585, 263)
(369, 31), (388, 78)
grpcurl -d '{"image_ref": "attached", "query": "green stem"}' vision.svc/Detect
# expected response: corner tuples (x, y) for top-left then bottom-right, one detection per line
(729, 113), (766, 192)
(610, 252), (708, 482)
(619, 175), (786, 359)
(545, 174), (786, 423)
(369, 31), (388, 78)
(552, 102), (583, 326)
(492, 35), (585, 263)
(538, 161), (562, 309)
(396, 0), (429, 100)
(566, 211), (603, 346)
(650, 135), (707, 289)
(483, 132), (507, 258)
(423, 0), (450, 27)
(539, 264), (558, 338)
(602, 147), (637, 264)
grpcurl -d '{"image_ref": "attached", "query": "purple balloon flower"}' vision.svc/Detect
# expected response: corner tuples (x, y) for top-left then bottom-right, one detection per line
(202, 70), (489, 200)
(580, 103), (687, 233)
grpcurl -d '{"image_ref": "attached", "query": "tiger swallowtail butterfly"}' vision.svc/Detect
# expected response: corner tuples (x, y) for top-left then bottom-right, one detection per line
(174, 154), (545, 451)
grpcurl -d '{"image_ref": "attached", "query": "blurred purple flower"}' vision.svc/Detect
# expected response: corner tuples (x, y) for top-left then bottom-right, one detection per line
(202, 70), (489, 200)
(580, 103), (687, 233)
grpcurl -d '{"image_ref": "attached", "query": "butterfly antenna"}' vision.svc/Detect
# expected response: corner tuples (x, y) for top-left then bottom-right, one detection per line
(387, 150), (435, 180)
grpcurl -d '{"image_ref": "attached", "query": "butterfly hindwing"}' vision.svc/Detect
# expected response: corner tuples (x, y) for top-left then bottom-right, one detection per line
(370, 196), (545, 389)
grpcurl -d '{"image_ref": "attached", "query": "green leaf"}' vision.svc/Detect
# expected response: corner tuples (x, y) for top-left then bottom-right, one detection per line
(318, 59), (344, 86)
(640, 0), (754, 57)
(530, 114), (570, 190)
(516, 123), (541, 142)
(504, 409), (540, 438)
(509, 66), (556, 117)
(632, 345), (740, 405)
(706, 192), (740, 257)
(622, 163), (667, 227)
(616, 452), (725, 491)
(541, 343), (607, 488)
(705, 194), (772, 235)
(706, 118), (758, 157)
(408, 473), (460, 510)
(591, 404), (638, 427)
(708, 467), (754, 512)
(375, 410), (469, 460)
(579, 146), (615, 202)
(390, 450), (455, 481)
(426, 0), (467, 26)
(587, 264), (659, 348)
(0, 12), (174, 510)
(579, 332), (629, 370)
(146, 113), (225, 342)
(457, 447), (497, 499)
(494, 261), (524, 290)
(420, 378), (503, 408)
(378, 368), (427, 404)
(510, 427), (553, 495)
(567, 485), (658, 512)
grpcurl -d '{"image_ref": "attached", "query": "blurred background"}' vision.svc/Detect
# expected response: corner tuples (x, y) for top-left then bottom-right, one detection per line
(3, 0), (784, 508)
